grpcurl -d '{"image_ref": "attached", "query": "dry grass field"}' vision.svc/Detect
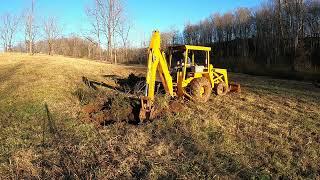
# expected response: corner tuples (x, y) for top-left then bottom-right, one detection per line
(0, 53), (319, 179)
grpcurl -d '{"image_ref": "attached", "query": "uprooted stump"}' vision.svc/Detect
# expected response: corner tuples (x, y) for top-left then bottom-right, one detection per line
(83, 94), (140, 126)
(82, 93), (186, 127)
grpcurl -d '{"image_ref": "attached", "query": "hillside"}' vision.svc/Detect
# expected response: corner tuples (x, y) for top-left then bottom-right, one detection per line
(0, 53), (319, 179)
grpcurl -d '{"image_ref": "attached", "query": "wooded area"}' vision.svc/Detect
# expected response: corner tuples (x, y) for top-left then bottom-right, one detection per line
(0, 0), (319, 78)
(180, 0), (320, 77)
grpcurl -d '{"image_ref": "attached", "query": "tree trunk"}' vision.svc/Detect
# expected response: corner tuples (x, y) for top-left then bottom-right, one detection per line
(114, 48), (117, 64)
(29, 39), (33, 55)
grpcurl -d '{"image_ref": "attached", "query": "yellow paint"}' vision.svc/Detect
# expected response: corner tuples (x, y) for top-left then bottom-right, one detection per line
(185, 45), (211, 51)
(200, 87), (205, 97)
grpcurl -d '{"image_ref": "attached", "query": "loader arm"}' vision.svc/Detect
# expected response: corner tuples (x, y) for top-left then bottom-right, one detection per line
(140, 31), (174, 120)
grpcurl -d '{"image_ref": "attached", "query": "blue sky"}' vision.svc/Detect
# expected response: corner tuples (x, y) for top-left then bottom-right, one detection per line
(0, 0), (263, 47)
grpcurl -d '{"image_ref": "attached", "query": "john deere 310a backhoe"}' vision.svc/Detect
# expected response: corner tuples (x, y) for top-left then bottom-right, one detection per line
(139, 31), (240, 120)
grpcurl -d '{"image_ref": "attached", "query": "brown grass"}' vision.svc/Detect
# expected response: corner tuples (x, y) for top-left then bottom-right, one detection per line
(0, 53), (319, 179)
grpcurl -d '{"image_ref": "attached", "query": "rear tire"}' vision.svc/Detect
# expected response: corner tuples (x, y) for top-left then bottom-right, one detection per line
(215, 82), (228, 96)
(190, 77), (212, 103)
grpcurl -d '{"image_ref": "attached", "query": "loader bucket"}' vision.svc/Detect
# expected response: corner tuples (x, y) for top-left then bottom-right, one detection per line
(229, 83), (241, 93)
(139, 96), (156, 121)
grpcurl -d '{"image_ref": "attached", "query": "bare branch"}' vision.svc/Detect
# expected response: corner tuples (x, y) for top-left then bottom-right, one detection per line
(0, 13), (20, 52)
(43, 16), (60, 55)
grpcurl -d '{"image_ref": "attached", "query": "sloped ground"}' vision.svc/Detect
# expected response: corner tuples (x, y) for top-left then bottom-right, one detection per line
(0, 53), (319, 179)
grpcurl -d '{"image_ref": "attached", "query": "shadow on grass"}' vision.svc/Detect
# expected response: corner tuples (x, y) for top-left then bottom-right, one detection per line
(81, 73), (146, 95)
(82, 76), (118, 91)
(81, 73), (165, 96)
(0, 64), (25, 99)
(0, 63), (23, 82)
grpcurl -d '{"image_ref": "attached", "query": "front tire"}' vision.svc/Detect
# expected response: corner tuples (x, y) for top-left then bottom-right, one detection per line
(215, 82), (228, 96)
(190, 77), (212, 103)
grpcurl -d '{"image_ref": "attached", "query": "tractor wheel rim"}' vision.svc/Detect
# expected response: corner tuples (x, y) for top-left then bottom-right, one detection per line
(218, 86), (223, 94)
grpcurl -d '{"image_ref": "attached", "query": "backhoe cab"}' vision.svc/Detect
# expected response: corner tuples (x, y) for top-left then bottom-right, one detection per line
(139, 31), (240, 121)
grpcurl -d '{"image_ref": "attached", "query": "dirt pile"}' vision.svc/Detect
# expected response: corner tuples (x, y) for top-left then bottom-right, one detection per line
(80, 73), (186, 126)
(83, 94), (140, 126)
(83, 94), (185, 126)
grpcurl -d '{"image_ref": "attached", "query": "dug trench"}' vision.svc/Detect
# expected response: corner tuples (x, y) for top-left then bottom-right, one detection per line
(79, 73), (185, 126)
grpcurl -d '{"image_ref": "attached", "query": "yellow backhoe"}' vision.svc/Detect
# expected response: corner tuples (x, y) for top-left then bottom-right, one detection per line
(139, 31), (240, 120)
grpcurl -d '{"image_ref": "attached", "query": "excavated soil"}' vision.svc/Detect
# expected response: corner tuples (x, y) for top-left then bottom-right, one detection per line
(81, 73), (185, 126)
(83, 95), (140, 126)
(83, 95), (185, 127)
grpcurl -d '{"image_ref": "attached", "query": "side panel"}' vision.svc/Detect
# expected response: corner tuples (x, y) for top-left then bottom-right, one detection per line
(209, 66), (229, 86)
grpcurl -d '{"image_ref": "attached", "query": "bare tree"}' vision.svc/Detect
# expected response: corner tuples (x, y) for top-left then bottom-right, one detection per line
(117, 18), (131, 60)
(92, 0), (124, 64)
(161, 31), (174, 49)
(305, 0), (320, 36)
(84, 36), (97, 59)
(212, 13), (224, 42)
(183, 23), (201, 45)
(234, 8), (251, 39)
(0, 13), (19, 52)
(43, 17), (60, 55)
(172, 29), (184, 45)
(25, 0), (36, 55)
(86, 0), (102, 60)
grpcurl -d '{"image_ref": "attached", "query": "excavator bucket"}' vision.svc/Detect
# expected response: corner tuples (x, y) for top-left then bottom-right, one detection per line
(139, 96), (156, 121)
(229, 83), (241, 93)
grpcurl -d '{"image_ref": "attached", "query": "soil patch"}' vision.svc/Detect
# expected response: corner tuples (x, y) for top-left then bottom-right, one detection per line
(83, 94), (185, 127)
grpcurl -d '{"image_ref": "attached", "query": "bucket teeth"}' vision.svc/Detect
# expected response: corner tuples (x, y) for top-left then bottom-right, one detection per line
(139, 96), (155, 121)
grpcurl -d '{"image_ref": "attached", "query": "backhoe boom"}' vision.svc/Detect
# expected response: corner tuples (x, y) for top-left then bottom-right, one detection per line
(144, 31), (174, 100)
(140, 31), (174, 120)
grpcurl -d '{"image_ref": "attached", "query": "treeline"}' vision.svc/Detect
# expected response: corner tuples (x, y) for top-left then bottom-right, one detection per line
(1, 0), (320, 78)
(12, 36), (146, 64)
(180, 0), (320, 77)
(0, 0), (139, 64)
